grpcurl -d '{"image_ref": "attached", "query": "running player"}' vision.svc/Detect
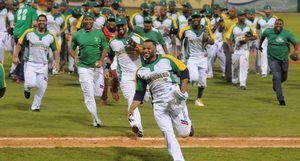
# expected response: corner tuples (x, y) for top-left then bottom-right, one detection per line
(130, 2), (150, 27)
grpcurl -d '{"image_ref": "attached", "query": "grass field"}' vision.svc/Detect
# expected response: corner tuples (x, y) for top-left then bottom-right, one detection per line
(0, 13), (299, 160)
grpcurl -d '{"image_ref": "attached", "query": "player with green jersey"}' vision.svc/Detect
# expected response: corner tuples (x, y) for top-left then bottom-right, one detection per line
(0, 62), (6, 98)
(70, 12), (108, 127)
(259, 19), (298, 106)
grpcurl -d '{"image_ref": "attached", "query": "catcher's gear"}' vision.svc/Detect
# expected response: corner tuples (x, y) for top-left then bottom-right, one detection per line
(290, 53), (299, 61)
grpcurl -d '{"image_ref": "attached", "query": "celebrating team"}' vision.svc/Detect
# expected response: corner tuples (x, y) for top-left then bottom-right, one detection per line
(0, 0), (299, 160)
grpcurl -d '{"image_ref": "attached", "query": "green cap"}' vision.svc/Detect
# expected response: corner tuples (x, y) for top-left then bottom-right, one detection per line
(191, 10), (201, 17)
(182, 2), (192, 8)
(144, 16), (152, 23)
(140, 2), (149, 9)
(92, 2), (101, 7)
(213, 4), (221, 9)
(247, 8), (255, 14)
(101, 8), (112, 15)
(115, 16), (127, 25)
(118, 6), (125, 12)
(264, 5), (271, 10)
(13, 0), (19, 6)
(61, 1), (68, 7)
(73, 6), (81, 14)
(160, 1), (167, 6)
(53, 2), (60, 9)
(169, 0), (176, 6)
(112, 0), (120, 4)
(25, 0), (31, 5)
(84, 12), (94, 20)
(205, 7), (213, 16)
(107, 14), (116, 20)
(237, 10), (246, 16)
(82, 1), (90, 7)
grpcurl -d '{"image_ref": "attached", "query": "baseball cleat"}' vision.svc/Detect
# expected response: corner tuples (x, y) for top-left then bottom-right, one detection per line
(240, 86), (247, 90)
(31, 109), (40, 112)
(24, 90), (31, 99)
(132, 125), (143, 137)
(261, 74), (267, 78)
(195, 98), (204, 107)
(279, 100), (286, 106)
(93, 119), (102, 127)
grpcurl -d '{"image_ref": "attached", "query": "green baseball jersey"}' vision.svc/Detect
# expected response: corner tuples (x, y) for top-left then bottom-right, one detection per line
(133, 26), (165, 46)
(14, 4), (37, 38)
(71, 28), (108, 68)
(0, 63), (5, 89)
(262, 28), (297, 61)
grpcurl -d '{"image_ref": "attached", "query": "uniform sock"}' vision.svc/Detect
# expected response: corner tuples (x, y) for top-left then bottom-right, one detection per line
(197, 87), (204, 99)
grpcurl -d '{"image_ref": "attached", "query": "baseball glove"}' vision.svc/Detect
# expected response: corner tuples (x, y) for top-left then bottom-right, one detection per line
(290, 53), (299, 61)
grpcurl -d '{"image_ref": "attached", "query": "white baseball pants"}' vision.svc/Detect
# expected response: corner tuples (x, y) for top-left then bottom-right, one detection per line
(187, 57), (208, 87)
(0, 32), (7, 63)
(261, 38), (268, 75)
(207, 42), (226, 77)
(231, 49), (250, 86)
(78, 67), (104, 125)
(120, 79), (143, 131)
(24, 62), (48, 110)
(153, 100), (192, 161)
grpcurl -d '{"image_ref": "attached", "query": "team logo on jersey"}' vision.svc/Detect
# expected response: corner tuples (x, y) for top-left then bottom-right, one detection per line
(276, 37), (284, 43)
(94, 37), (99, 42)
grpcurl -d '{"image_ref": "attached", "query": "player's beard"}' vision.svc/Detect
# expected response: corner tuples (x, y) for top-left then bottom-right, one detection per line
(143, 10), (149, 16)
(274, 26), (282, 34)
(192, 19), (201, 27)
(84, 22), (94, 31)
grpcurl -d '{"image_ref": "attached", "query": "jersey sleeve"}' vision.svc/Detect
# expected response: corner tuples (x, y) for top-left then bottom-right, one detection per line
(133, 70), (147, 101)
(287, 31), (297, 46)
(163, 54), (189, 80)
(157, 31), (165, 45)
(99, 31), (108, 51)
(49, 33), (59, 51)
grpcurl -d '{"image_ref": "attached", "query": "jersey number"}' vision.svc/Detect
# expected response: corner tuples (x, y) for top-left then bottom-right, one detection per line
(17, 9), (28, 21)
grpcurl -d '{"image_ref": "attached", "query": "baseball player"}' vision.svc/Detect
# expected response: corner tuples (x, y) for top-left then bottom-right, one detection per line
(257, 5), (277, 77)
(174, 2), (192, 32)
(167, 0), (180, 21)
(130, 2), (150, 27)
(108, 17), (144, 137)
(259, 19), (298, 106)
(12, 14), (59, 112)
(245, 8), (260, 74)
(226, 10), (257, 90)
(153, 1), (175, 55)
(133, 16), (169, 54)
(46, 3), (66, 74)
(69, 13), (108, 127)
(179, 10), (214, 107)
(92, 2), (106, 30)
(0, 0), (8, 63)
(0, 62), (5, 98)
(128, 39), (194, 161)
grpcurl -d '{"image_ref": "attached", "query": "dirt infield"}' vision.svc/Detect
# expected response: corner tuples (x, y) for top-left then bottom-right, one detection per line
(1, 137), (300, 148)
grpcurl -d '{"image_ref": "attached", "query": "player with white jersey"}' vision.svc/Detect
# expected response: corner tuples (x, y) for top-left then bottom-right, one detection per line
(207, 4), (226, 78)
(179, 10), (215, 107)
(130, 2), (150, 27)
(13, 14), (59, 112)
(167, 1), (180, 21)
(153, 1), (175, 55)
(128, 39), (194, 161)
(257, 5), (277, 77)
(226, 10), (257, 90)
(92, 2), (106, 30)
(0, 0), (8, 63)
(65, 6), (82, 74)
(174, 2), (192, 32)
(108, 17), (144, 137)
(47, 3), (65, 47)
(245, 8), (260, 74)
(69, 13), (108, 127)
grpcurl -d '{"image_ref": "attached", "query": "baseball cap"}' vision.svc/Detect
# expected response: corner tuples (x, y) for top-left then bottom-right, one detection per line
(182, 2), (192, 8)
(213, 4), (221, 9)
(169, 0), (176, 6)
(61, 1), (68, 7)
(118, 6), (125, 12)
(84, 12), (95, 20)
(237, 10), (246, 16)
(160, 0), (167, 6)
(115, 16), (127, 25)
(112, 0), (120, 4)
(73, 6), (81, 14)
(82, 1), (90, 7)
(144, 16), (152, 23)
(205, 8), (213, 16)
(92, 2), (101, 7)
(264, 5), (271, 10)
(202, 4), (210, 9)
(53, 2), (60, 9)
(140, 2), (149, 9)
(13, 0), (18, 6)
(107, 14), (116, 21)
(191, 10), (201, 18)
(247, 8), (255, 14)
